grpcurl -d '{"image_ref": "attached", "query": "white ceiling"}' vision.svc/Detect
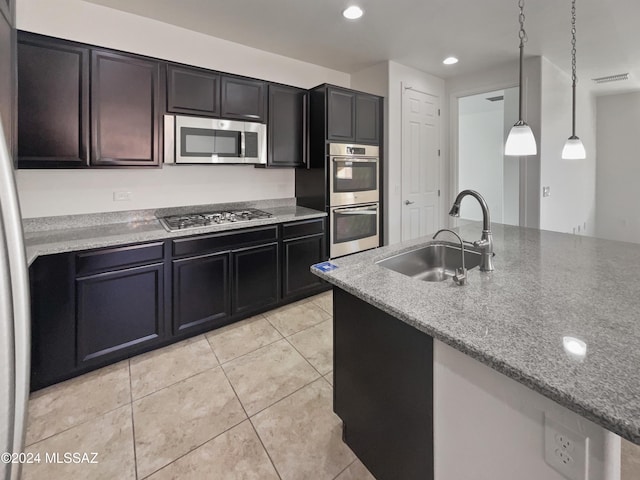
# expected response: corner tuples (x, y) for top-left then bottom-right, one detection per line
(85, 0), (640, 94)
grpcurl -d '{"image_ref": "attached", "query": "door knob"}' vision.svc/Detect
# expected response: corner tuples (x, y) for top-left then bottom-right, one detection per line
(405, 200), (415, 205)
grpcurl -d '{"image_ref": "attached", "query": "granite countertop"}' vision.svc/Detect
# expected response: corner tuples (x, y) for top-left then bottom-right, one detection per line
(23, 199), (326, 265)
(313, 222), (640, 445)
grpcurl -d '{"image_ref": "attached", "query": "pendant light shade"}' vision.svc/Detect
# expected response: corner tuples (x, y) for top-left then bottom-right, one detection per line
(562, 136), (586, 159)
(505, 0), (537, 157)
(562, 0), (586, 159)
(505, 121), (537, 156)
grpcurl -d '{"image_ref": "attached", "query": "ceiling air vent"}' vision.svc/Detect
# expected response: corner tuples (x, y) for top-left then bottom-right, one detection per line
(592, 73), (629, 84)
(486, 95), (504, 102)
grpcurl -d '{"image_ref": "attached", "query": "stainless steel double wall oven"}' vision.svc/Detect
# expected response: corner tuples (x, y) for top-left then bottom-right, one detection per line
(328, 143), (380, 258)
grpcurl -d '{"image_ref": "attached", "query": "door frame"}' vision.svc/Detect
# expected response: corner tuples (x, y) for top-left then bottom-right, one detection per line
(400, 83), (442, 238)
(448, 82), (528, 228)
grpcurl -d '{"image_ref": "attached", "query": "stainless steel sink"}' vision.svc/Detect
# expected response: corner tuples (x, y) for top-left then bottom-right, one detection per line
(376, 242), (482, 282)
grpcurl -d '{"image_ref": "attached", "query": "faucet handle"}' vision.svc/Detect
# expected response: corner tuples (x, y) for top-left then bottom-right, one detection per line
(453, 267), (467, 286)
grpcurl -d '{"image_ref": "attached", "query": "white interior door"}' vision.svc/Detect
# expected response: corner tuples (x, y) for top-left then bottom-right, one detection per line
(401, 88), (440, 241)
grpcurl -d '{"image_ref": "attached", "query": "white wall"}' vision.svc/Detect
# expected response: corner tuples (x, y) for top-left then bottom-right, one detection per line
(446, 57), (541, 230)
(539, 57), (597, 236)
(458, 99), (504, 222)
(595, 92), (640, 243)
(15, 0), (350, 218)
(387, 61), (445, 245)
(434, 340), (621, 480)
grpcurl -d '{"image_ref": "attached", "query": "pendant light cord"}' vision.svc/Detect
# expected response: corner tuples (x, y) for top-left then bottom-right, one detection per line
(570, 0), (577, 137)
(517, 0), (528, 124)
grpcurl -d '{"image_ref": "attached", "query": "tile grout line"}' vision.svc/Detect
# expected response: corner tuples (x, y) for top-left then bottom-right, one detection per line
(24, 361), (133, 447)
(127, 359), (140, 480)
(332, 458), (358, 480)
(283, 331), (331, 380)
(136, 338), (265, 480)
(247, 373), (327, 420)
(205, 323), (284, 478)
(137, 416), (249, 480)
(248, 417), (283, 480)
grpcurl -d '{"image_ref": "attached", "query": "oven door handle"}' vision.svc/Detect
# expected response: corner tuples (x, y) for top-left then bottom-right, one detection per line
(334, 205), (378, 214)
(332, 157), (378, 163)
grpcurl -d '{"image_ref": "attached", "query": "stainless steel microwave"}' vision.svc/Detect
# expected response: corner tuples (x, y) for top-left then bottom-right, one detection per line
(164, 115), (267, 165)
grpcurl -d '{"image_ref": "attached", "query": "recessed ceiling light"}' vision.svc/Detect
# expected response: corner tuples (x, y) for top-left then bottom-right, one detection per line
(443, 57), (459, 65)
(343, 6), (363, 20)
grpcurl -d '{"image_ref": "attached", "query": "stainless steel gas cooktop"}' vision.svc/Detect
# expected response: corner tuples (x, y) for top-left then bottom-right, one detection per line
(158, 208), (273, 232)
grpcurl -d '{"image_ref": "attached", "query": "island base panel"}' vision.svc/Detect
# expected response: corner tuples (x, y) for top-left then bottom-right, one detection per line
(333, 288), (434, 480)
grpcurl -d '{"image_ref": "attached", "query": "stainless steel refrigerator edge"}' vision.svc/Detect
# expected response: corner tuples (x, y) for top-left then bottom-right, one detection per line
(0, 117), (31, 480)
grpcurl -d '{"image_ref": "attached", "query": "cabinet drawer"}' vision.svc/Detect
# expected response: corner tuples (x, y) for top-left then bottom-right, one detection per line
(282, 218), (325, 240)
(173, 226), (278, 257)
(76, 242), (164, 276)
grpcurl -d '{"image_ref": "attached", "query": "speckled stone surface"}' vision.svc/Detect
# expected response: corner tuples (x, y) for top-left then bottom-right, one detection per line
(24, 199), (325, 265)
(313, 222), (640, 445)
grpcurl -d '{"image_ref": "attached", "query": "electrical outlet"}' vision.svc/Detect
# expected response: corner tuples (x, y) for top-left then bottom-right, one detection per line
(544, 415), (588, 480)
(543, 186), (551, 197)
(113, 191), (132, 202)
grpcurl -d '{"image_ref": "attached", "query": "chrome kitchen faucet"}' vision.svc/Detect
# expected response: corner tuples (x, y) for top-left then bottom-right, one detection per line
(448, 190), (494, 272)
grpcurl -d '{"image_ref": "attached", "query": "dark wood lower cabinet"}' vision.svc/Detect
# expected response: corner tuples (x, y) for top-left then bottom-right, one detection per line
(29, 219), (327, 390)
(282, 234), (325, 299)
(76, 263), (164, 365)
(30, 253), (76, 391)
(232, 242), (279, 315)
(172, 251), (230, 334)
(334, 288), (434, 480)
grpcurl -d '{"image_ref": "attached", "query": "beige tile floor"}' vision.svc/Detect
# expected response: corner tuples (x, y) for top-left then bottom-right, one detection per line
(21, 291), (376, 480)
(20, 289), (640, 479)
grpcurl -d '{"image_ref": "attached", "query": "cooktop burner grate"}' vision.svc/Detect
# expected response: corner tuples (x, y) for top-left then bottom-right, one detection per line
(158, 208), (273, 232)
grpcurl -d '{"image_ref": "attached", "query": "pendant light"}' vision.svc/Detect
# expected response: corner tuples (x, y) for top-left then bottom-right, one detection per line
(561, 0), (586, 159)
(505, 0), (537, 156)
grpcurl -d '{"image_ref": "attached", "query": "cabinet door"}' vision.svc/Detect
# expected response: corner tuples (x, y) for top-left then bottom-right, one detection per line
(167, 64), (220, 117)
(268, 84), (306, 167)
(172, 251), (230, 334)
(17, 34), (89, 168)
(327, 87), (355, 142)
(232, 242), (279, 316)
(220, 75), (266, 122)
(30, 253), (76, 391)
(76, 263), (164, 365)
(91, 50), (160, 166)
(355, 94), (380, 145)
(282, 234), (325, 299)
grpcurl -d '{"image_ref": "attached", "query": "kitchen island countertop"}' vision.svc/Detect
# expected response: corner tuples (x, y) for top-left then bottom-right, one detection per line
(23, 199), (326, 265)
(313, 222), (640, 445)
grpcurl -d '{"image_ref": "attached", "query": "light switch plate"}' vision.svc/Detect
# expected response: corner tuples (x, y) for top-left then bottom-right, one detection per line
(543, 186), (551, 197)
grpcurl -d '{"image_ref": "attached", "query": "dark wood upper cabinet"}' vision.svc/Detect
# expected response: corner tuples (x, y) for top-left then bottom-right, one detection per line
(167, 64), (220, 116)
(267, 84), (307, 167)
(220, 75), (266, 122)
(355, 94), (380, 144)
(17, 33), (90, 168)
(315, 85), (381, 146)
(91, 49), (161, 166)
(327, 88), (355, 142)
